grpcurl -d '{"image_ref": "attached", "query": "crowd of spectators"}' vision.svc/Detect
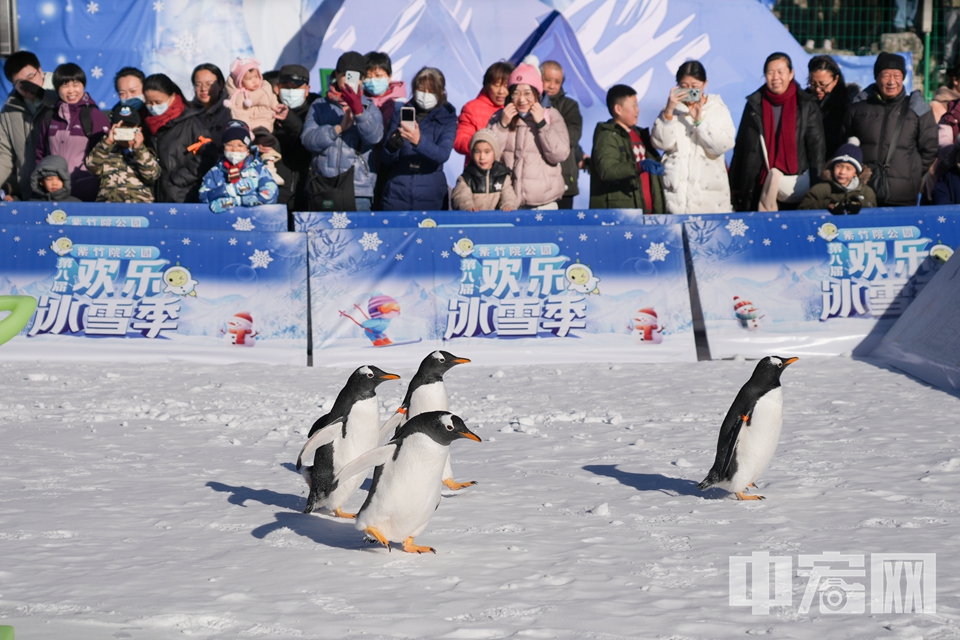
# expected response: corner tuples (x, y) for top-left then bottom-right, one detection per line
(1, 47), (958, 214)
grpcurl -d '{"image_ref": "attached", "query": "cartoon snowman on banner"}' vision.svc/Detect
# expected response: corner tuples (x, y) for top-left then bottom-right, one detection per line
(630, 307), (664, 344)
(224, 312), (258, 347)
(733, 296), (763, 330)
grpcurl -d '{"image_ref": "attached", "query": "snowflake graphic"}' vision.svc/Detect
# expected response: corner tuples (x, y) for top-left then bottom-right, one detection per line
(228, 238), (238, 246)
(182, 238), (191, 245)
(579, 233), (588, 241)
(38, 248), (46, 256)
(10, 209), (16, 215)
(153, 0), (165, 10)
(415, 238), (423, 244)
(763, 238), (771, 246)
(383, 219), (390, 224)
(440, 251), (450, 258)
(13, 236), (19, 242)
(330, 212), (351, 229)
(86, 1), (99, 13)
(781, 224), (788, 230)
(90, 66), (103, 79)
(233, 217), (255, 231)
(249, 249), (273, 269)
(168, 207), (177, 215)
(98, 101), (107, 109)
(726, 219), (749, 237)
(939, 216), (947, 223)
(359, 232), (383, 251)
(535, 213), (544, 221)
(624, 231), (633, 239)
(646, 242), (669, 262)
(172, 33), (201, 60)
(577, 212), (586, 219)
(395, 254), (404, 261)
(807, 235), (816, 242)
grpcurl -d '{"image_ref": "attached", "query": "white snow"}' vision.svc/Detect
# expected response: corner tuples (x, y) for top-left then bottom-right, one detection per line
(1, 356), (959, 637)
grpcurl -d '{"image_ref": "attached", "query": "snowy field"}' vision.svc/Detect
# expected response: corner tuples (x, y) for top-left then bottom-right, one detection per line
(1, 356), (959, 639)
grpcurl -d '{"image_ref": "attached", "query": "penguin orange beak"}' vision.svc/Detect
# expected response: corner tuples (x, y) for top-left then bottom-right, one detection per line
(380, 373), (401, 380)
(783, 357), (799, 366)
(453, 358), (471, 364)
(460, 430), (482, 442)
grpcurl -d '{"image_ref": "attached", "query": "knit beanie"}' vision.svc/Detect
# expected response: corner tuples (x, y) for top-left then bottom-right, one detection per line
(830, 137), (863, 173)
(336, 51), (365, 75)
(111, 104), (141, 126)
(227, 57), (261, 108)
(367, 293), (399, 318)
(222, 119), (252, 147)
(508, 63), (543, 95)
(252, 127), (281, 154)
(874, 52), (906, 78)
(469, 128), (501, 160)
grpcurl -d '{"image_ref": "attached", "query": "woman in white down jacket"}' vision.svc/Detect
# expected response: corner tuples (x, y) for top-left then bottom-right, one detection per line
(651, 60), (736, 213)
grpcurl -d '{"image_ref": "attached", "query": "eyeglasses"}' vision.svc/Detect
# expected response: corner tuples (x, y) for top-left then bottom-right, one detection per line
(14, 68), (41, 85)
(193, 81), (217, 89)
(808, 80), (836, 90)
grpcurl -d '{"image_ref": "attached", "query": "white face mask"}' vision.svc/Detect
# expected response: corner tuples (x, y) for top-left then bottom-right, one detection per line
(279, 88), (306, 109)
(224, 151), (248, 165)
(414, 90), (438, 111)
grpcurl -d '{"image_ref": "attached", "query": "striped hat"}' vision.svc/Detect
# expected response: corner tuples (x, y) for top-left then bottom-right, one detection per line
(830, 137), (863, 173)
(368, 293), (399, 318)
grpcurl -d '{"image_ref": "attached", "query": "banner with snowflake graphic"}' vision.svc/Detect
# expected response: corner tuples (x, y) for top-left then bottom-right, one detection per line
(294, 210), (690, 231)
(0, 202), (289, 233)
(309, 224), (696, 367)
(0, 225), (308, 365)
(685, 208), (960, 359)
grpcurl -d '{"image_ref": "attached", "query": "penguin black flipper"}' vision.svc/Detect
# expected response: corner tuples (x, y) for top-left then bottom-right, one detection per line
(308, 411), (346, 438)
(296, 418), (345, 470)
(697, 408), (750, 490)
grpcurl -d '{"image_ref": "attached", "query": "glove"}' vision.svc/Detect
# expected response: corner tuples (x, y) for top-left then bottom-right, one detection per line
(384, 129), (403, 153)
(341, 83), (363, 115)
(240, 193), (264, 207)
(640, 159), (665, 176)
(235, 176), (258, 195)
(210, 196), (239, 213)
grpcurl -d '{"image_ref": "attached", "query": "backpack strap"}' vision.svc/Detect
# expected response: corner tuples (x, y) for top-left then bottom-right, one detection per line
(882, 100), (910, 169)
(43, 104), (97, 138)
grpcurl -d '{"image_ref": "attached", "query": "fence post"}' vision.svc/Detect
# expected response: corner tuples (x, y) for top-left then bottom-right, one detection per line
(922, 0), (933, 100)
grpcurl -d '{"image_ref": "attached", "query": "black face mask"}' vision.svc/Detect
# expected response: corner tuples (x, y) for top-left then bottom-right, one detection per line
(17, 80), (44, 101)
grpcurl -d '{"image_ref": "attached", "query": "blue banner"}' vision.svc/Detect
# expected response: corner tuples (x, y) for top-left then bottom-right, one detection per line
(0, 202), (289, 233)
(294, 210), (686, 231)
(686, 209), (960, 358)
(309, 224), (697, 366)
(0, 225), (308, 364)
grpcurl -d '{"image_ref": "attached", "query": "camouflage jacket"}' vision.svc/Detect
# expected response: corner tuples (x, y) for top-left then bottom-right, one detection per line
(85, 138), (161, 203)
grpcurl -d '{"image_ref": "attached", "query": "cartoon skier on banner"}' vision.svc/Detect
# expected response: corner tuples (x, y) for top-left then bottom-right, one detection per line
(222, 312), (258, 346)
(629, 307), (664, 344)
(733, 296), (763, 330)
(340, 293), (419, 347)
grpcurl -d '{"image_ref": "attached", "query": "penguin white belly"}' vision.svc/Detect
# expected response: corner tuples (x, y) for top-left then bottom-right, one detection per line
(724, 388), (784, 493)
(355, 434), (447, 541)
(326, 397), (381, 510)
(407, 382), (448, 417)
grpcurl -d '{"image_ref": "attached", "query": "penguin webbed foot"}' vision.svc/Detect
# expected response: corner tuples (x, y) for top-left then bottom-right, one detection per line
(333, 508), (357, 519)
(442, 478), (477, 491)
(735, 491), (765, 501)
(403, 537), (436, 554)
(363, 526), (391, 551)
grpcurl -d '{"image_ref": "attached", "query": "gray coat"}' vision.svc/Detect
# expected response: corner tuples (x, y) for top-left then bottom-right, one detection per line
(301, 94), (383, 199)
(0, 88), (57, 199)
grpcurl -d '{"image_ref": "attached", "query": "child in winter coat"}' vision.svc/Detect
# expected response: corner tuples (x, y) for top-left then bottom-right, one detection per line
(799, 138), (877, 213)
(85, 105), (161, 203)
(199, 120), (279, 212)
(224, 58), (280, 133)
(452, 129), (518, 211)
(29, 155), (81, 202)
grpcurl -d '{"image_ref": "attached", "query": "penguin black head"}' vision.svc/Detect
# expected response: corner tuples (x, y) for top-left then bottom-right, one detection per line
(400, 410), (482, 446)
(348, 365), (401, 392)
(749, 356), (798, 386)
(417, 351), (471, 377)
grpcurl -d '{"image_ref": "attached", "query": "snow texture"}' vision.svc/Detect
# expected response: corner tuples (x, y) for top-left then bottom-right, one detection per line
(1, 356), (959, 637)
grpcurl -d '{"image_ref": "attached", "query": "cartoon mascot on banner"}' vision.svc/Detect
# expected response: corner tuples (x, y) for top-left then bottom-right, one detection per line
(630, 307), (664, 344)
(223, 312), (258, 346)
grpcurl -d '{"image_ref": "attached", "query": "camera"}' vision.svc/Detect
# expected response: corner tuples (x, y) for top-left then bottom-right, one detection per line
(684, 87), (701, 103)
(114, 127), (139, 141)
(818, 577), (866, 614)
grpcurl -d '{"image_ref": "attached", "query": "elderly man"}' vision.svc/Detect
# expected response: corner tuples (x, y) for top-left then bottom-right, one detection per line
(0, 51), (56, 200)
(842, 52), (938, 207)
(271, 63), (319, 210)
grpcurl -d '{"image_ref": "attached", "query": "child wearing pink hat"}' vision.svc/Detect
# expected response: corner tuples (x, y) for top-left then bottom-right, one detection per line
(224, 57), (280, 133)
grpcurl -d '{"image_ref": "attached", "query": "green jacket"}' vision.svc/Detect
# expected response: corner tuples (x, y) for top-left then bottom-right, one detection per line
(589, 120), (665, 212)
(85, 138), (161, 203)
(798, 167), (877, 212)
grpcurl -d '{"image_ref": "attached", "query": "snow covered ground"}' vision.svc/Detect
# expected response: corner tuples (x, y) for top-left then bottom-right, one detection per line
(1, 355), (959, 639)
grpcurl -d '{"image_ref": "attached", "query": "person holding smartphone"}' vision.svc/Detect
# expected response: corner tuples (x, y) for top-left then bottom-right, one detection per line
(85, 104), (161, 203)
(651, 60), (736, 213)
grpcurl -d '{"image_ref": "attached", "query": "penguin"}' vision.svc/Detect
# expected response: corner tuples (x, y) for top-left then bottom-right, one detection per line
(334, 411), (481, 553)
(296, 365), (400, 518)
(378, 351), (475, 491)
(697, 356), (798, 500)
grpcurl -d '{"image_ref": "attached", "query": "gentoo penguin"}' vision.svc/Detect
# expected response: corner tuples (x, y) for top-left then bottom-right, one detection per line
(335, 411), (481, 553)
(697, 356), (798, 500)
(296, 365), (400, 517)
(378, 351), (475, 490)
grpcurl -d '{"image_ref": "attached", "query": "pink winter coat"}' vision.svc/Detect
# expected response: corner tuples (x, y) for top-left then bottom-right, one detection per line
(225, 76), (279, 132)
(486, 108), (569, 208)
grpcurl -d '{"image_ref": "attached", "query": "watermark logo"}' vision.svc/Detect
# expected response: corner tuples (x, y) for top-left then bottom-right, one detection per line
(729, 551), (935, 615)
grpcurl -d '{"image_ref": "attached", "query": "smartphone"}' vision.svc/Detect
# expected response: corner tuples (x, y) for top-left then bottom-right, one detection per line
(344, 70), (360, 93)
(114, 127), (137, 141)
(400, 106), (416, 123)
(685, 87), (701, 103)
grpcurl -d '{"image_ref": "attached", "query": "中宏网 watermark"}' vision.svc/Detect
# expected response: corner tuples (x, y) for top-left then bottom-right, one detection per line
(729, 551), (935, 615)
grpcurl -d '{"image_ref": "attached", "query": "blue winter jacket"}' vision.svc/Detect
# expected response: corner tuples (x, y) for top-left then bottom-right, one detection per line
(380, 101), (457, 210)
(198, 149), (279, 210)
(932, 165), (960, 205)
(301, 94), (383, 199)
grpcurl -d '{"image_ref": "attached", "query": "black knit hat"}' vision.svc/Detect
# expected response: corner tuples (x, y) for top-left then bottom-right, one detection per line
(874, 52), (906, 78)
(335, 51), (365, 75)
(252, 126), (281, 154)
(222, 119), (252, 146)
(111, 104), (141, 126)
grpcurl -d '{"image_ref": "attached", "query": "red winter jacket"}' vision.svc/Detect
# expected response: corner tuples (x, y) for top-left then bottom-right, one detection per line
(454, 90), (500, 161)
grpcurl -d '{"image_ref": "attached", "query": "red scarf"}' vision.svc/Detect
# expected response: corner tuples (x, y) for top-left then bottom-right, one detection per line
(144, 93), (186, 136)
(760, 81), (799, 181)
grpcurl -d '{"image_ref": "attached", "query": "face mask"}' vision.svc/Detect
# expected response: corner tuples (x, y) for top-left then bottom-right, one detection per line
(224, 151), (248, 165)
(279, 88), (306, 109)
(414, 90), (438, 111)
(121, 96), (144, 110)
(362, 78), (389, 97)
(146, 102), (169, 117)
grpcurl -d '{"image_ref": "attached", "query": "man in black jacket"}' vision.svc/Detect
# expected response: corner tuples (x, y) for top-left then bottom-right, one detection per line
(271, 64), (320, 212)
(540, 60), (583, 209)
(842, 52), (938, 207)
